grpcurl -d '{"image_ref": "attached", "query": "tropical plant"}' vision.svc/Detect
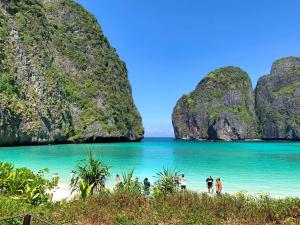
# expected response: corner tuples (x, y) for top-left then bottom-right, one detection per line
(0, 162), (58, 205)
(78, 179), (94, 199)
(70, 150), (110, 194)
(24, 184), (51, 205)
(154, 167), (180, 194)
(116, 169), (141, 194)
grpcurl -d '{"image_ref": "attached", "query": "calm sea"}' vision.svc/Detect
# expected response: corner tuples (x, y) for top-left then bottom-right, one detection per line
(0, 138), (299, 198)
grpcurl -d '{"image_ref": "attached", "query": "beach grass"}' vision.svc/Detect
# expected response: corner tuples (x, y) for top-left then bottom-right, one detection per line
(0, 190), (299, 225)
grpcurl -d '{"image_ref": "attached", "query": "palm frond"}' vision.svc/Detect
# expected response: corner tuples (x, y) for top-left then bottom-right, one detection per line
(154, 167), (180, 194)
(70, 149), (110, 194)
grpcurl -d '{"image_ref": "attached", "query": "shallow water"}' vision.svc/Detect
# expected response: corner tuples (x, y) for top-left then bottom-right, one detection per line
(0, 138), (300, 198)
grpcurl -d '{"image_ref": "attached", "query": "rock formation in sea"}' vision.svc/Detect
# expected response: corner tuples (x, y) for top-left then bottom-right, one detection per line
(255, 57), (300, 140)
(0, 0), (144, 146)
(172, 67), (259, 140)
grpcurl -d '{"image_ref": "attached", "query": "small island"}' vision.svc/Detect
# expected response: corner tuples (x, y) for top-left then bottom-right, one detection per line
(172, 57), (300, 141)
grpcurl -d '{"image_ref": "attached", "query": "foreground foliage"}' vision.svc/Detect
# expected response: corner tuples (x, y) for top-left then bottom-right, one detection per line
(0, 162), (58, 206)
(0, 191), (299, 225)
(115, 169), (142, 195)
(154, 167), (180, 195)
(0, 160), (299, 224)
(70, 150), (110, 196)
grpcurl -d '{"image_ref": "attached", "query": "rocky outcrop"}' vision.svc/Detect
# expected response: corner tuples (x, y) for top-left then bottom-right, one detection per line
(0, 0), (143, 146)
(172, 67), (259, 140)
(173, 57), (300, 141)
(255, 57), (300, 140)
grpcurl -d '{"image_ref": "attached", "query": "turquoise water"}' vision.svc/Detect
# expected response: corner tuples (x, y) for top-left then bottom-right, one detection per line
(0, 138), (300, 198)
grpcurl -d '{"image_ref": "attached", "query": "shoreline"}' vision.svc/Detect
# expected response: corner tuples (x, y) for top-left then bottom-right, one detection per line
(177, 138), (300, 142)
(3, 137), (300, 148)
(52, 181), (299, 202)
(0, 137), (144, 148)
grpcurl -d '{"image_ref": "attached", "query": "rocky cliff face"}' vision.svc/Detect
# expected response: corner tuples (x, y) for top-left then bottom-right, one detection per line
(255, 57), (300, 140)
(0, 0), (143, 146)
(173, 57), (300, 141)
(172, 67), (259, 140)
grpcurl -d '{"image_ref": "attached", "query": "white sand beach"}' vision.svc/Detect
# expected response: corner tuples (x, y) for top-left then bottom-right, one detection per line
(52, 183), (74, 202)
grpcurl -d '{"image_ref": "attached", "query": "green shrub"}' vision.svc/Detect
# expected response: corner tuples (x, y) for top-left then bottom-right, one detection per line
(78, 178), (93, 200)
(70, 150), (110, 194)
(116, 169), (142, 195)
(153, 167), (180, 194)
(0, 168), (299, 224)
(0, 162), (58, 205)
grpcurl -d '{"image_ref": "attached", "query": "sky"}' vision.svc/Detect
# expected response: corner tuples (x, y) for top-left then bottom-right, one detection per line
(76, 0), (300, 137)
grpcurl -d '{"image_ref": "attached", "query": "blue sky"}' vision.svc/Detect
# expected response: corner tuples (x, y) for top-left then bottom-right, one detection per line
(76, 0), (300, 137)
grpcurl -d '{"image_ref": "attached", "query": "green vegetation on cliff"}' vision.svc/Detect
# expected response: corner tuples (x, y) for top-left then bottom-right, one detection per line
(0, 0), (143, 146)
(172, 66), (258, 140)
(255, 57), (300, 140)
(0, 13), (17, 98)
(173, 56), (300, 141)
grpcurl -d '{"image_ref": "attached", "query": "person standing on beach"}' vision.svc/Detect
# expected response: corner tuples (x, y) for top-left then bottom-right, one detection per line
(134, 177), (140, 190)
(96, 176), (101, 191)
(216, 178), (223, 195)
(174, 175), (180, 191)
(100, 176), (106, 189)
(181, 174), (186, 191)
(206, 176), (214, 193)
(143, 178), (151, 196)
(116, 174), (121, 187)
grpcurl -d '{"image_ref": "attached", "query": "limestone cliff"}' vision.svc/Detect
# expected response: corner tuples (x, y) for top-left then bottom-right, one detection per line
(0, 0), (143, 146)
(255, 57), (300, 140)
(172, 67), (258, 140)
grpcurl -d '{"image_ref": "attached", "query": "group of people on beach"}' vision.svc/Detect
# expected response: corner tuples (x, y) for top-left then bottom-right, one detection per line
(173, 175), (222, 195)
(109, 174), (223, 196)
(206, 176), (223, 195)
